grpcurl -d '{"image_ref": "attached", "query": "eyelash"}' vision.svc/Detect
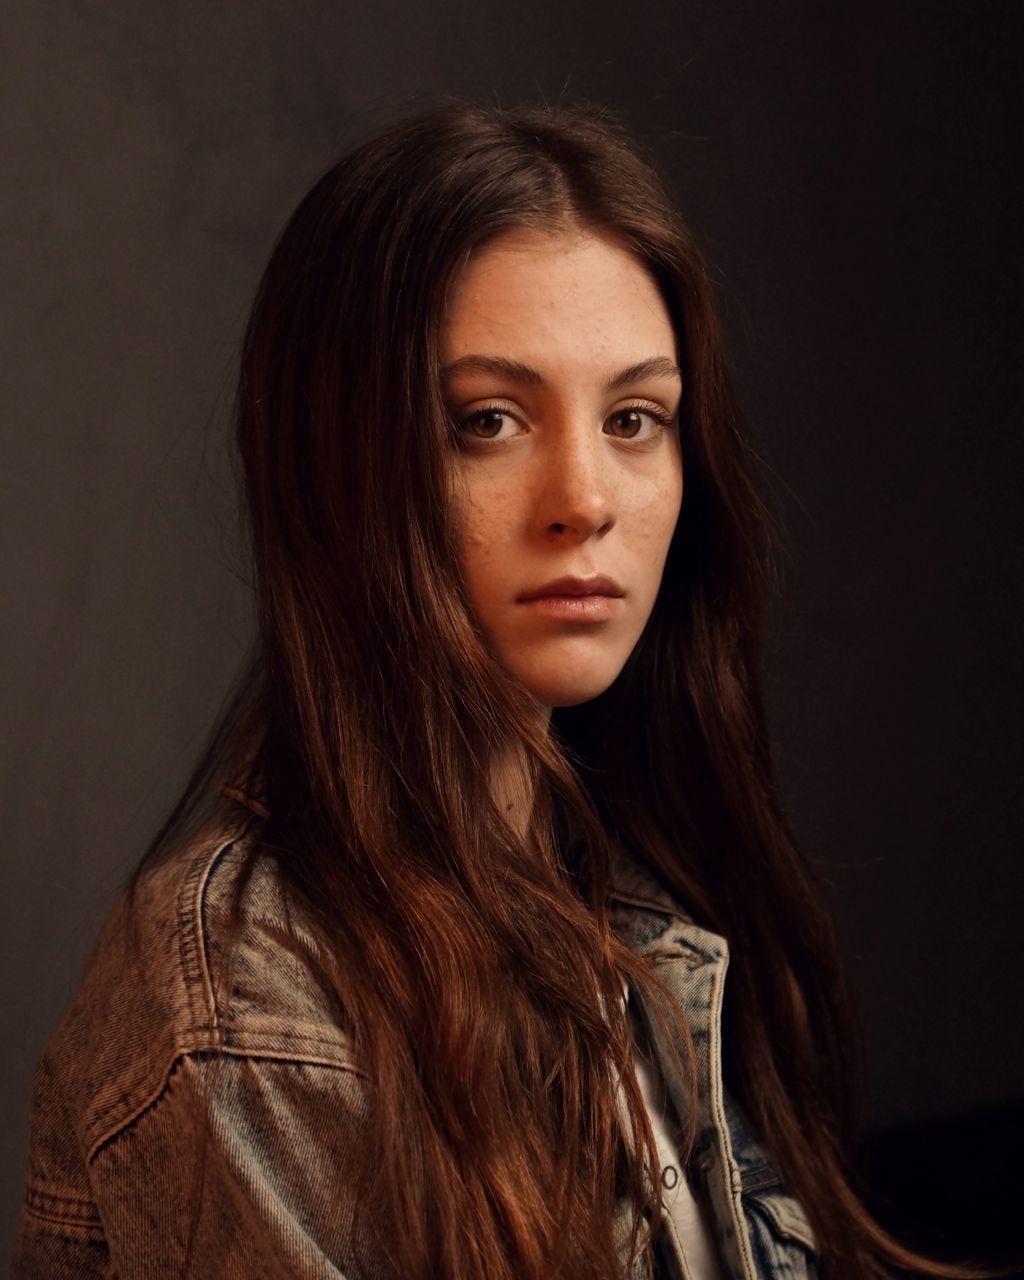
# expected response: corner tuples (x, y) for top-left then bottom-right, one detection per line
(456, 402), (677, 445)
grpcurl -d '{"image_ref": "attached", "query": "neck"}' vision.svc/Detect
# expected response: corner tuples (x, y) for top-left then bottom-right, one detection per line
(490, 704), (552, 841)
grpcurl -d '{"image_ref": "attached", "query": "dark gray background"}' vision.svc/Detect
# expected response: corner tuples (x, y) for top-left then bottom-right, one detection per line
(4, 0), (1021, 1262)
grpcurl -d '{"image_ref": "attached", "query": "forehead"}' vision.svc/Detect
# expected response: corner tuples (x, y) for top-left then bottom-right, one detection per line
(441, 229), (677, 369)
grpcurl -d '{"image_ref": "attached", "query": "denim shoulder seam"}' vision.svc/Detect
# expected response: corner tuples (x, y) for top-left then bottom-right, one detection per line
(85, 1042), (368, 1165)
(175, 813), (259, 1034)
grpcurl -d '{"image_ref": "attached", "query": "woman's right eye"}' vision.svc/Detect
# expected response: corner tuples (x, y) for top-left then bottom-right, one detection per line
(458, 407), (518, 442)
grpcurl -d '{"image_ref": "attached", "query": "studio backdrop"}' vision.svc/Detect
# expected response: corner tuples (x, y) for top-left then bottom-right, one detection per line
(3, 0), (1021, 1264)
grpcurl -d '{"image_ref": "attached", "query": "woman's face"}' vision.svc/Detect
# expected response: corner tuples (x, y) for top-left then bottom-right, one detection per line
(441, 228), (684, 711)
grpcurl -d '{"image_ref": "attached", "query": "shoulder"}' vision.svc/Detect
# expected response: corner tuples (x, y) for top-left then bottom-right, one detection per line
(37, 805), (361, 1164)
(17, 807), (386, 1278)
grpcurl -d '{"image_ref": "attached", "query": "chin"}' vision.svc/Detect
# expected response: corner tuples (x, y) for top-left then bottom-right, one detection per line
(548, 688), (611, 709)
(514, 665), (624, 710)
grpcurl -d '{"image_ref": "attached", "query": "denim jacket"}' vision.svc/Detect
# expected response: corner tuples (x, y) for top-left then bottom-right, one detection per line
(13, 806), (819, 1279)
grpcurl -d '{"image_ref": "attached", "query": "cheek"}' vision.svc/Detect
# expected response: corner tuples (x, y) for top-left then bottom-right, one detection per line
(450, 485), (510, 602)
(633, 464), (683, 549)
(626, 472), (682, 609)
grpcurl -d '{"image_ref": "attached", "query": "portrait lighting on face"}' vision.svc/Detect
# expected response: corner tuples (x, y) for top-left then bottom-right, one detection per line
(442, 227), (684, 713)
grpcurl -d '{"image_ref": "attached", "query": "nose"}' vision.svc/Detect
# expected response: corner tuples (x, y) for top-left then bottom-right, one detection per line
(531, 420), (615, 544)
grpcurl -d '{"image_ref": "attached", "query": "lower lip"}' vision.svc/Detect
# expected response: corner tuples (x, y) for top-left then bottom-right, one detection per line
(517, 594), (624, 621)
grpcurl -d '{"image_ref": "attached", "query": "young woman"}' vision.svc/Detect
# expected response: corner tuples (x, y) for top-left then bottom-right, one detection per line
(14, 99), (989, 1280)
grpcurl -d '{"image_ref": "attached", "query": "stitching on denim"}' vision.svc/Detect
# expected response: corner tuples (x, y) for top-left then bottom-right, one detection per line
(744, 1194), (817, 1252)
(605, 888), (688, 918)
(644, 944), (706, 963)
(85, 1045), (368, 1165)
(739, 1166), (781, 1192)
(20, 1205), (106, 1239)
(177, 826), (248, 1030)
(23, 1184), (102, 1226)
(704, 962), (759, 1278)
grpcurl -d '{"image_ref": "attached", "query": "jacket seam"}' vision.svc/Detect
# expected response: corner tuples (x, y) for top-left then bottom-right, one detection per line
(744, 1194), (818, 1252)
(704, 961), (759, 1279)
(20, 1205), (106, 1239)
(176, 815), (258, 1034)
(739, 1166), (782, 1192)
(177, 841), (233, 1033)
(606, 888), (688, 918)
(22, 1184), (103, 1228)
(85, 1043), (367, 1165)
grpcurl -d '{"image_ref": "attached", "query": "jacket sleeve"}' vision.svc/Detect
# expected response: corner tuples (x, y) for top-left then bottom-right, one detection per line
(13, 1048), (109, 1279)
(13, 1050), (393, 1280)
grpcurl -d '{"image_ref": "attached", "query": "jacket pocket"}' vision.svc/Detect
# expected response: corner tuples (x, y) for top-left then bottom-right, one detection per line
(740, 1166), (819, 1280)
(14, 1184), (109, 1279)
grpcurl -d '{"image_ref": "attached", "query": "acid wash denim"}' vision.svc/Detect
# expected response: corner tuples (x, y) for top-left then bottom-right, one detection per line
(13, 807), (819, 1279)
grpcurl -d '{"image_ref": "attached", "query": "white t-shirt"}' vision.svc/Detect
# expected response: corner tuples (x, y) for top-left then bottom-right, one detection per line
(624, 981), (725, 1280)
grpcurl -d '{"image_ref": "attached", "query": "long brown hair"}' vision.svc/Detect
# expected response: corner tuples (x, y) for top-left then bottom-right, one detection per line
(135, 98), (987, 1279)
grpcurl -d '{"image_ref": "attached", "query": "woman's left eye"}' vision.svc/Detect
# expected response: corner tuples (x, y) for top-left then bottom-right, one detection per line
(605, 406), (676, 440)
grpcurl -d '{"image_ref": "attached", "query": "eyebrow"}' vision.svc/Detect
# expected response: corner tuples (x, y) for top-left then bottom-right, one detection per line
(440, 354), (682, 392)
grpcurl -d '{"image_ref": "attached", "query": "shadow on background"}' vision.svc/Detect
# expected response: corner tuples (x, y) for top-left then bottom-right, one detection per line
(861, 1102), (1024, 1274)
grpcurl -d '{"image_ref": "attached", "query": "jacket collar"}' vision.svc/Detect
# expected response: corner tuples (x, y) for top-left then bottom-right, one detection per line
(604, 838), (689, 919)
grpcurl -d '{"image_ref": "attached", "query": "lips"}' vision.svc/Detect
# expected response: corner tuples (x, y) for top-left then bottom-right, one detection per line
(517, 574), (624, 601)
